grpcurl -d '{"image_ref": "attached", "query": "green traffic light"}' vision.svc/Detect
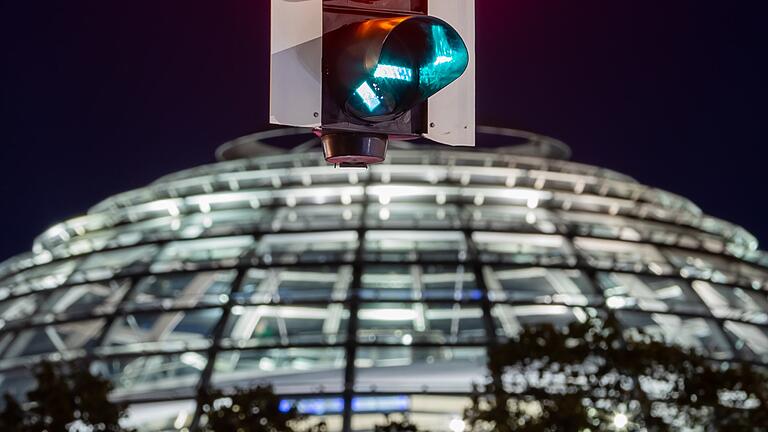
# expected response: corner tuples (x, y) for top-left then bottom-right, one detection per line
(344, 17), (469, 119)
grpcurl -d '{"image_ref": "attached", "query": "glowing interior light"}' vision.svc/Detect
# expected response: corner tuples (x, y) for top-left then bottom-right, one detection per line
(613, 413), (629, 429)
(373, 64), (413, 81)
(355, 81), (380, 111)
(434, 55), (454, 65)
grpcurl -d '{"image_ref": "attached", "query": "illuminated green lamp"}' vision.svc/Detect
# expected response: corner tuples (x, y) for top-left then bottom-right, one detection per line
(328, 16), (469, 122)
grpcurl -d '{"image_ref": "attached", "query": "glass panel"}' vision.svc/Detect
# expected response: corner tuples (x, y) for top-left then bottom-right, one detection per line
(597, 273), (708, 314)
(361, 265), (414, 300)
(4, 319), (106, 358)
(0, 294), (40, 324)
(102, 309), (222, 352)
(361, 265), (478, 301)
(364, 231), (467, 262)
(151, 237), (254, 273)
(691, 281), (768, 324)
(222, 304), (348, 347)
(574, 237), (672, 274)
(491, 304), (590, 338)
(211, 347), (346, 394)
(351, 396), (472, 432)
(422, 265), (480, 301)
(354, 346), (487, 392)
(176, 209), (271, 239)
(121, 400), (196, 432)
(737, 263), (768, 290)
(37, 279), (130, 319)
(68, 246), (157, 283)
(723, 321), (768, 363)
(663, 249), (739, 284)
(49, 231), (114, 259)
(485, 267), (598, 305)
(357, 302), (485, 344)
(258, 232), (358, 265)
(93, 353), (205, 399)
(616, 311), (733, 359)
(366, 204), (460, 229)
(466, 206), (558, 234)
(473, 233), (575, 266)
(235, 266), (351, 303)
(8, 259), (79, 296)
(125, 271), (235, 309)
(272, 205), (361, 231)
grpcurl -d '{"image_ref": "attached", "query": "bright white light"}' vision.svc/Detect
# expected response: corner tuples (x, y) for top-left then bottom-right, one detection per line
(434, 55), (454, 66)
(449, 417), (465, 432)
(356, 81), (380, 111)
(401, 334), (413, 346)
(613, 413), (629, 429)
(374, 64), (413, 81)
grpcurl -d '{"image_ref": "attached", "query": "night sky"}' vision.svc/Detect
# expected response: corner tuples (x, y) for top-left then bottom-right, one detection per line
(1, 1), (766, 261)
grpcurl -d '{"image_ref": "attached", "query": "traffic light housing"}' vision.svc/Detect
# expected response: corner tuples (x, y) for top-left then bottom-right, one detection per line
(271, 0), (475, 167)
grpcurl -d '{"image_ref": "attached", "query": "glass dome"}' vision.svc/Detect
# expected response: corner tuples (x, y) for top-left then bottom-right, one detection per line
(0, 128), (766, 432)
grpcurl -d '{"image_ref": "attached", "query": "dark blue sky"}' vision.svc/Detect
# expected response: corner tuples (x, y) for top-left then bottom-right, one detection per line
(1, 1), (766, 260)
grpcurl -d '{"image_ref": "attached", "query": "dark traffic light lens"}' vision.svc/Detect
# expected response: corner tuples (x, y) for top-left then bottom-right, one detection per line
(339, 16), (469, 121)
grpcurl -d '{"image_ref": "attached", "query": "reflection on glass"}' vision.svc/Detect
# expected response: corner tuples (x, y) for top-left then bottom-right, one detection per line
(723, 321), (768, 363)
(617, 311), (733, 359)
(574, 238), (671, 274)
(664, 249), (737, 284)
(0, 294), (40, 323)
(38, 279), (130, 319)
(103, 309), (222, 352)
(121, 400), (196, 432)
(236, 267), (351, 303)
(361, 265), (479, 301)
(222, 305), (348, 347)
(212, 348), (346, 394)
(474, 233), (574, 266)
(93, 353), (205, 398)
(8, 259), (79, 296)
(4, 319), (105, 358)
(365, 231), (467, 262)
(598, 273), (707, 314)
(491, 304), (590, 338)
(69, 246), (157, 283)
(357, 302), (485, 344)
(486, 267), (597, 305)
(258, 232), (357, 264)
(151, 237), (253, 273)
(355, 347), (487, 392)
(691, 281), (768, 324)
(126, 272), (235, 309)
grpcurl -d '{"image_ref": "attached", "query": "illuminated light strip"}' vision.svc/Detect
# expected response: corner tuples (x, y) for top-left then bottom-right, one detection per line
(373, 64), (413, 81)
(355, 81), (380, 111)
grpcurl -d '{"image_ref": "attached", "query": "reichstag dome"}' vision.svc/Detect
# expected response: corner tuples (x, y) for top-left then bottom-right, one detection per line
(1, 127), (767, 431)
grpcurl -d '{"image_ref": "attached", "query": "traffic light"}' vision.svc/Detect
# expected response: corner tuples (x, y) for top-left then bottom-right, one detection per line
(271, 0), (475, 167)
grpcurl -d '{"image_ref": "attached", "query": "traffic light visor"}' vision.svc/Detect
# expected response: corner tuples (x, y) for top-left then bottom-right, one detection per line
(343, 16), (469, 121)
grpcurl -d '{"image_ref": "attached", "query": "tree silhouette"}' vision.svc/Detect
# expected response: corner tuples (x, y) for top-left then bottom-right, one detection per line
(198, 385), (329, 432)
(464, 317), (768, 432)
(374, 418), (426, 431)
(0, 361), (132, 432)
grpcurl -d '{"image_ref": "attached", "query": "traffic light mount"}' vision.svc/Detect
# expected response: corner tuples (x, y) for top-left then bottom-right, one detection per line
(271, 0), (475, 167)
